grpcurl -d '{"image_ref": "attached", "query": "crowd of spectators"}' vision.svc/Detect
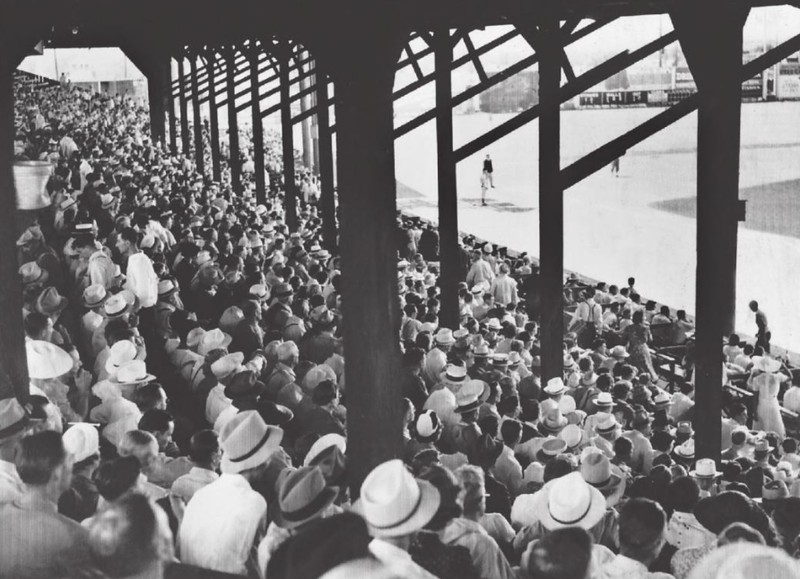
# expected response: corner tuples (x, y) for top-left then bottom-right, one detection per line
(3, 78), (800, 579)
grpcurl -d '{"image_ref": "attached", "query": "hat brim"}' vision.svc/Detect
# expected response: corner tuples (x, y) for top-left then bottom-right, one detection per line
(690, 470), (722, 478)
(544, 387), (567, 396)
(221, 426), (284, 474)
(273, 486), (339, 530)
(113, 373), (156, 386)
(358, 479), (441, 538)
(532, 479), (607, 532)
(456, 399), (482, 414)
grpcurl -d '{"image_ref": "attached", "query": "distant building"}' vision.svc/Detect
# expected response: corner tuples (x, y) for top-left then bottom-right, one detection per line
(477, 70), (539, 114)
(17, 48), (147, 101)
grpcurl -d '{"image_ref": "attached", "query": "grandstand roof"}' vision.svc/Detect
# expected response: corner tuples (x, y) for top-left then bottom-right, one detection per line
(6, 0), (788, 53)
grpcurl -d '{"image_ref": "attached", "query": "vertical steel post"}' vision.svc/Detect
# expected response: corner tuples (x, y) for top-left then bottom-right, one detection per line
(226, 48), (242, 195)
(178, 56), (190, 156)
(0, 50), (29, 400)
(191, 54), (205, 174)
(167, 58), (177, 155)
(280, 42), (297, 230)
(672, 4), (748, 462)
(207, 51), (222, 181)
(250, 43), (267, 206)
(435, 28), (460, 330)
(538, 15), (565, 385)
(332, 31), (405, 496)
(316, 73), (337, 251)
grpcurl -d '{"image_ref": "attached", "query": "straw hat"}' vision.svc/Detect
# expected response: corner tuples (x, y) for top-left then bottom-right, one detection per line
(486, 318), (502, 332)
(82, 284), (107, 309)
(210, 352), (246, 381)
(197, 329), (232, 357)
(530, 472), (607, 531)
(63, 423), (100, 463)
(442, 364), (467, 383)
(157, 279), (178, 299)
(580, 451), (623, 494)
(105, 340), (139, 376)
(186, 327), (206, 351)
(559, 424), (586, 451)
(537, 438), (568, 462)
(434, 328), (455, 346)
(0, 398), (30, 440)
(112, 360), (155, 385)
(539, 408), (568, 434)
(103, 293), (130, 319)
(594, 412), (620, 435)
(544, 377), (567, 396)
(36, 287), (69, 318)
(304, 433), (347, 467)
(274, 466), (339, 529)
(26, 340), (73, 380)
(413, 410), (442, 444)
(219, 411), (283, 474)
(356, 459), (441, 538)
(19, 262), (48, 286)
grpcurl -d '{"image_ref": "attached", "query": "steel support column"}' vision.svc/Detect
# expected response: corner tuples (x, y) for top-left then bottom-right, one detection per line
(147, 58), (168, 145)
(226, 49), (242, 195)
(0, 52), (29, 400)
(316, 73), (337, 251)
(538, 16), (565, 384)
(167, 59), (178, 155)
(250, 44), (267, 206)
(280, 42), (297, 230)
(207, 53), (222, 181)
(332, 32), (405, 496)
(190, 55), (205, 174)
(672, 4), (747, 463)
(178, 57), (190, 156)
(435, 28), (460, 330)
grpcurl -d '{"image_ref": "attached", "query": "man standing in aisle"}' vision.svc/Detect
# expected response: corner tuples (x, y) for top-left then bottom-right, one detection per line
(749, 300), (771, 353)
(483, 154), (495, 188)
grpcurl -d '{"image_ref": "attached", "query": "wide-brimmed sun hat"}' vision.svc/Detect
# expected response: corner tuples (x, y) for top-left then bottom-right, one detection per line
(26, 340), (73, 380)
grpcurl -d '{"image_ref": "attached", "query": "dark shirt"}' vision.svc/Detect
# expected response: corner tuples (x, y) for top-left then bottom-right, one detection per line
(410, 531), (480, 579)
(400, 369), (429, 412)
(483, 471), (511, 521)
(230, 319), (264, 358)
(58, 473), (99, 522)
(483, 159), (494, 173)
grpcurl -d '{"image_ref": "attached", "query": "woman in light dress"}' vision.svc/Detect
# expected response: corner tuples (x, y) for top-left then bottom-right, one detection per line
(749, 355), (788, 439)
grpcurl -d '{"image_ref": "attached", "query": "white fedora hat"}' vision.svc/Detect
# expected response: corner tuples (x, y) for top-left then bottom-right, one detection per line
(26, 340), (73, 380)
(304, 433), (347, 467)
(198, 328), (233, 357)
(219, 410), (283, 474)
(356, 459), (441, 538)
(531, 471), (607, 531)
(210, 352), (246, 381)
(105, 340), (138, 376)
(63, 423), (100, 463)
(544, 377), (566, 396)
(112, 360), (155, 385)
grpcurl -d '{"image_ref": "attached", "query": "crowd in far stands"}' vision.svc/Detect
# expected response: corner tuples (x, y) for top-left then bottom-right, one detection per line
(3, 79), (800, 579)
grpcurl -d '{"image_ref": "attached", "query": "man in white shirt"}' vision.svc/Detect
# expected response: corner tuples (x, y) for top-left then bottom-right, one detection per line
(489, 262), (518, 307)
(179, 411), (282, 577)
(0, 400), (32, 506)
(359, 460), (440, 579)
(170, 430), (221, 504)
